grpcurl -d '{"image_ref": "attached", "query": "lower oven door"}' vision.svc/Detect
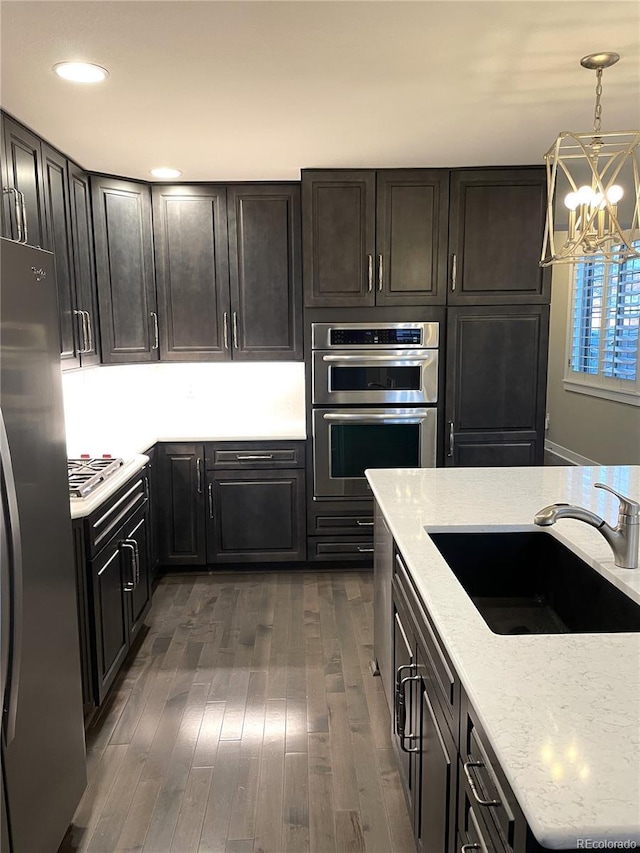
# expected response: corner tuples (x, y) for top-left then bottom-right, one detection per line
(312, 407), (437, 499)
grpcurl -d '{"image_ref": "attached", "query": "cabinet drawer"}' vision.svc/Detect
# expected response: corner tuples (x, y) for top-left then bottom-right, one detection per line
(458, 773), (506, 853)
(86, 474), (148, 558)
(308, 536), (374, 561)
(206, 441), (305, 469)
(393, 550), (460, 739)
(461, 703), (516, 851)
(312, 513), (375, 536)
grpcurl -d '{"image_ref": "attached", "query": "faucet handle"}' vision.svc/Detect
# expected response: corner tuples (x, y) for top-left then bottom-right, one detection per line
(594, 483), (640, 518)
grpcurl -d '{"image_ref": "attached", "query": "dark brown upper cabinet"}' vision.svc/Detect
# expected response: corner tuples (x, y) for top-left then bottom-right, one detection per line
(152, 184), (230, 361)
(444, 304), (550, 467)
(448, 168), (550, 305)
(41, 144), (79, 368)
(153, 182), (302, 362)
(68, 162), (100, 367)
(91, 177), (158, 363)
(227, 184), (302, 360)
(302, 169), (449, 307)
(1, 114), (48, 248)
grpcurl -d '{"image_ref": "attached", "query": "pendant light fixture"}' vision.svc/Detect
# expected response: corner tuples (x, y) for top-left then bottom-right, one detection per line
(540, 52), (640, 267)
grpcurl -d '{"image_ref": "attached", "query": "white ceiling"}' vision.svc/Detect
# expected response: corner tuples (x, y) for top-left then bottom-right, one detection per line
(1, 0), (639, 182)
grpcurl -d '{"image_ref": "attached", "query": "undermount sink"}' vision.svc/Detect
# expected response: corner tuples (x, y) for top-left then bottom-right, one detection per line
(428, 530), (640, 635)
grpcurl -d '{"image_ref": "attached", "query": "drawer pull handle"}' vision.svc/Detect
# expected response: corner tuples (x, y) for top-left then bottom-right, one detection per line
(235, 454), (274, 461)
(357, 546), (374, 553)
(463, 761), (501, 807)
(394, 670), (421, 753)
(461, 846), (481, 852)
(356, 520), (374, 527)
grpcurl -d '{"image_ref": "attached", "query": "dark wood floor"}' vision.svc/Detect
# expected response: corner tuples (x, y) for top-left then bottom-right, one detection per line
(59, 571), (414, 853)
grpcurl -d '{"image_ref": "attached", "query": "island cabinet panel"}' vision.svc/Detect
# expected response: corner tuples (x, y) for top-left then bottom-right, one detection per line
(157, 443), (207, 566)
(448, 168), (550, 305)
(41, 143), (79, 367)
(302, 170), (376, 306)
(444, 305), (549, 467)
(227, 184), (302, 360)
(302, 169), (448, 307)
(92, 176), (158, 363)
(1, 113), (47, 247)
(152, 185), (230, 361)
(68, 162), (101, 366)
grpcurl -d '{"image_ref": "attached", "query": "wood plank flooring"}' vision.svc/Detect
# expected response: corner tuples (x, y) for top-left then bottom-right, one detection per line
(59, 571), (414, 853)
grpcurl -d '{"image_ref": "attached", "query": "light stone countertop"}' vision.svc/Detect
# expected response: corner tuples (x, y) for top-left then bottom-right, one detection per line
(365, 465), (640, 850)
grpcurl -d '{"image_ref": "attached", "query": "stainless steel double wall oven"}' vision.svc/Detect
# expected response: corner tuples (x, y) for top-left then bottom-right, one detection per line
(311, 322), (439, 499)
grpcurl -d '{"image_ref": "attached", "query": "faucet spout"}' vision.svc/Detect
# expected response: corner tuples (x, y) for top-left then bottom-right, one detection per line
(533, 484), (639, 570)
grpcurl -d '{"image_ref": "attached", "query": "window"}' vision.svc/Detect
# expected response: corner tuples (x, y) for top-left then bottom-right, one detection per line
(565, 240), (640, 405)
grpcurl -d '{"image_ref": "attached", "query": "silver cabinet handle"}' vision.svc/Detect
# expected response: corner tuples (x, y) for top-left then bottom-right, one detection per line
(223, 312), (229, 350)
(232, 311), (239, 349)
(235, 454), (274, 461)
(451, 253), (457, 291)
(151, 312), (159, 350)
(84, 311), (94, 353)
(448, 421), (455, 458)
(367, 254), (373, 292)
(356, 520), (374, 527)
(357, 547), (374, 553)
(378, 254), (383, 291)
(463, 761), (501, 807)
(395, 671), (421, 753)
(3, 187), (23, 243)
(196, 458), (202, 493)
(208, 482), (214, 519)
(123, 538), (140, 587)
(73, 309), (88, 353)
(18, 190), (28, 244)
(461, 846), (481, 853)
(120, 542), (135, 591)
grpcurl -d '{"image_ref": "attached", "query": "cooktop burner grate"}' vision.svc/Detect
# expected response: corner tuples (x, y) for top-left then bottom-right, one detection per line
(68, 457), (124, 498)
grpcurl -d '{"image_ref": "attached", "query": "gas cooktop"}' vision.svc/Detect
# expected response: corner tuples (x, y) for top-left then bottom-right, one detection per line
(68, 457), (124, 499)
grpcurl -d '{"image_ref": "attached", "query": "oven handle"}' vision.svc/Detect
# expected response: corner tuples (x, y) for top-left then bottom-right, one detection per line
(321, 353), (434, 363)
(323, 411), (430, 422)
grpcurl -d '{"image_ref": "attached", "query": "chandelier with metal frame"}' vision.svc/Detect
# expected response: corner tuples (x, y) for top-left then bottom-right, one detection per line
(540, 52), (640, 267)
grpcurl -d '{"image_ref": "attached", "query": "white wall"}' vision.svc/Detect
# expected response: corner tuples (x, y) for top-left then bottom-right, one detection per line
(62, 362), (306, 457)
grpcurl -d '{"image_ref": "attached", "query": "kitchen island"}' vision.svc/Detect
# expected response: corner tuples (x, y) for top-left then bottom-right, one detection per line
(366, 465), (640, 852)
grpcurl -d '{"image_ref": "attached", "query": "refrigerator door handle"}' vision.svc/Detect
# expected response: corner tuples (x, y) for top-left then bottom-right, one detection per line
(0, 408), (23, 747)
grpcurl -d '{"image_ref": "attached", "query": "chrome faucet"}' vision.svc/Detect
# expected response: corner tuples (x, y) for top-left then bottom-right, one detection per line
(534, 482), (639, 570)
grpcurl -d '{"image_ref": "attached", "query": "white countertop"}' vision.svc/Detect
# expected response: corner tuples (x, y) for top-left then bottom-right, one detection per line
(69, 454), (149, 519)
(366, 465), (640, 850)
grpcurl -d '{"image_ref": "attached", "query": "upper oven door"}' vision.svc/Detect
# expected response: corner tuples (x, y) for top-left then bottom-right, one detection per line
(312, 350), (438, 405)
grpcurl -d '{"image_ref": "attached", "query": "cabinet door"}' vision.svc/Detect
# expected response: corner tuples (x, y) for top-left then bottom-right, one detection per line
(444, 306), (549, 467)
(92, 177), (158, 363)
(302, 170), (376, 307)
(1, 114), (47, 247)
(91, 537), (130, 704)
(207, 468), (305, 562)
(42, 144), (80, 367)
(123, 507), (151, 642)
(158, 444), (206, 566)
(152, 185), (230, 361)
(449, 169), (550, 304)
(68, 162), (100, 366)
(376, 170), (449, 307)
(416, 651), (456, 853)
(228, 184), (302, 360)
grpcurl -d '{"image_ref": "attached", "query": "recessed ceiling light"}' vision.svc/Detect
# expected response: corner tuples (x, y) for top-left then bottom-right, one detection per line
(53, 61), (109, 83)
(150, 167), (183, 179)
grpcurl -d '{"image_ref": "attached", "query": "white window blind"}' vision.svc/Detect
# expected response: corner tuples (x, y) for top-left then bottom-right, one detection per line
(566, 240), (640, 404)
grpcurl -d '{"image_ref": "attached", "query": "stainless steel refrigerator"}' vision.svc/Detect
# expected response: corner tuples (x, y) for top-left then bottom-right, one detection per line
(1, 238), (86, 852)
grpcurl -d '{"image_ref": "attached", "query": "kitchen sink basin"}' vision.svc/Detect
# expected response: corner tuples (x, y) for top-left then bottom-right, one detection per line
(428, 530), (640, 635)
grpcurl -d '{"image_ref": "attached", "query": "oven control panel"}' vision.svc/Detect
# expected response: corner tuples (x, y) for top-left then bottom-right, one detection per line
(312, 321), (439, 350)
(329, 328), (422, 346)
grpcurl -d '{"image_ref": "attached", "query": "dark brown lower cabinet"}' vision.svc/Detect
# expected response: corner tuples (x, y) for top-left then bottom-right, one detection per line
(206, 468), (305, 562)
(157, 443), (207, 566)
(307, 499), (375, 562)
(445, 305), (549, 467)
